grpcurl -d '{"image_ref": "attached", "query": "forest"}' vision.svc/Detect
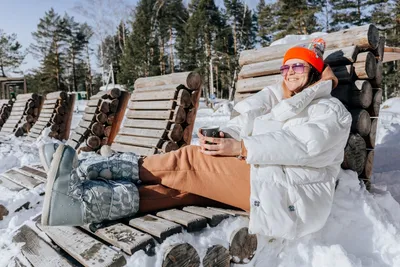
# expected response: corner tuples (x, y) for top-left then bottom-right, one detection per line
(0, 0), (398, 100)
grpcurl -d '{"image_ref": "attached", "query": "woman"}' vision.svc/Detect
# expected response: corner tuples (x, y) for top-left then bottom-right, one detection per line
(40, 39), (351, 239)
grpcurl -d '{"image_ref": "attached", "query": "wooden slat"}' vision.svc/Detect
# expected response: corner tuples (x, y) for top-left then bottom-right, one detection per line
(40, 109), (54, 115)
(0, 176), (24, 191)
(114, 135), (161, 148)
(29, 132), (41, 139)
(37, 118), (51, 124)
(13, 101), (28, 107)
(1, 169), (43, 189)
(82, 223), (155, 255)
(87, 99), (101, 107)
(70, 132), (84, 142)
(111, 143), (156, 156)
(134, 83), (185, 92)
(78, 120), (93, 129)
(43, 99), (59, 105)
(7, 115), (23, 121)
(16, 166), (47, 182)
(39, 225), (126, 267)
(13, 225), (73, 267)
(10, 106), (25, 112)
(40, 113), (53, 119)
(126, 109), (172, 120)
(65, 139), (79, 149)
(123, 119), (170, 129)
(118, 128), (166, 139)
(75, 126), (90, 136)
(30, 127), (42, 135)
(156, 209), (207, 232)
(129, 215), (182, 242)
(208, 207), (249, 217)
(84, 106), (97, 114)
(1, 127), (15, 133)
(131, 89), (177, 101)
(42, 103), (57, 109)
(82, 113), (95, 122)
(129, 100), (175, 110)
(183, 206), (230, 227)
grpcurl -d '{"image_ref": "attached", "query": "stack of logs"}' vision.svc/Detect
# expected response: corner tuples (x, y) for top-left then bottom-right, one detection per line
(235, 24), (382, 189)
(111, 72), (202, 156)
(26, 91), (75, 141)
(0, 93), (43, 137)
(0, 99), (13, 130)
(67, 88), (129, 153)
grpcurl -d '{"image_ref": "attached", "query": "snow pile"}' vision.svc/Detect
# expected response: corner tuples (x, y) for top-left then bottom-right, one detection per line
(372, 97), (400, 202)
(1, 99), (400, 267)
(270, 32), (328, 46)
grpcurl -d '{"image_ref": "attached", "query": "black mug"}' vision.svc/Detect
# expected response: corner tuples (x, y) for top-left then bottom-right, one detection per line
(201, 126), (220, 145)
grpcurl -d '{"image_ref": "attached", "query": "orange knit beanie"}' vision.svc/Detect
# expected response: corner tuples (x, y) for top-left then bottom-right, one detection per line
(283, 38), (326, 73)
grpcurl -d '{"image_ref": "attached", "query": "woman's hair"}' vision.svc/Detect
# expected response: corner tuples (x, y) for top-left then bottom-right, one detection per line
(302, 65), (322, 89)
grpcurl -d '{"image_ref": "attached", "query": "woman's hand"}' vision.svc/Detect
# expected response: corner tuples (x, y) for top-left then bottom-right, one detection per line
(321, 65), (338, 89)
(198, 130), (242, 156)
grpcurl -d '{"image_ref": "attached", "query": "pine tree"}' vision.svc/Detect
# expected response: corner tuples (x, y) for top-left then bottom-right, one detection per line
(371, 0), (400, 99)
(152, 0), (189, 74)
(330, 0), (386, 30)
(30, 8), (66, 91)
(119, 0), (160, 85)
(256, 0), (276, 47)
(0, 30), (25, 77)
(274, 0), (323, 39)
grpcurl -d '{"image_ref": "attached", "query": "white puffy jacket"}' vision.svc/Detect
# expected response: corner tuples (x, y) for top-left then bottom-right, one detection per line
(222, 80), (351, 239)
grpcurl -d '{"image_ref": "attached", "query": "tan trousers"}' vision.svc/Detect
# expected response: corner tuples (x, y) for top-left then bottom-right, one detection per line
(138, 145), (251, 213)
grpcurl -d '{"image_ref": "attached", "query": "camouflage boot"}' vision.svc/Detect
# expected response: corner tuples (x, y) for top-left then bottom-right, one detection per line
(78, 151), (140, 182)
(41, 145), (140, 226)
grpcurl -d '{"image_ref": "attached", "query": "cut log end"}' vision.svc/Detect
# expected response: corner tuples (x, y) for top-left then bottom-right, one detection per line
(87, 135), (101, 149)
(342, 133), (367, 175)
(161, 141), (179, 153)
(203, 245), (230, 267)
(162, 243), (200, 267)
(186, 72), (202, 90)
(229, 227), (257, 264)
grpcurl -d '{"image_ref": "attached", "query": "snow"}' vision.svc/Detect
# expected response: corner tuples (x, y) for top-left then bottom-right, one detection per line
(1, 99), (400, 267)
(270, 32), (328, 46)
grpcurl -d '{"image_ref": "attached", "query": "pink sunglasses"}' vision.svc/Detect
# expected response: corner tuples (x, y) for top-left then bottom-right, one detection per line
(280, 63), (309, 76)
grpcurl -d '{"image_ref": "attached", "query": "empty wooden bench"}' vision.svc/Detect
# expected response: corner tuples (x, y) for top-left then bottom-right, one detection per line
(0, 99), (13, 131)
(111, 71), (202, 156)
(25, 91), (75, 142)
(0, 93), (44, 141)
(66, 88), (130, 153)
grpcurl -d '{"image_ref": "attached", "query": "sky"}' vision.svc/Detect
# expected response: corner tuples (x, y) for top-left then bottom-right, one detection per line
(0, 0), (259, 77)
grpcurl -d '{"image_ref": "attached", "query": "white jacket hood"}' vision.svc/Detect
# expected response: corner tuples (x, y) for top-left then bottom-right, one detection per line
(224, 81), (352, 239)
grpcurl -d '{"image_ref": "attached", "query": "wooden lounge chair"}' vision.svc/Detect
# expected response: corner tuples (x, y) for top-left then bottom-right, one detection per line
(25, 91), (75, 142)
(4, 72), (255, 267)
(0, 93), (44, 142)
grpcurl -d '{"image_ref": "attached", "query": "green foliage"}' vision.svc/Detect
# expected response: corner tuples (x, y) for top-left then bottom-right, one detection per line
(371, 0), (400, 99)
(29, 8), (93, 94)
(0, 30), (25, 77)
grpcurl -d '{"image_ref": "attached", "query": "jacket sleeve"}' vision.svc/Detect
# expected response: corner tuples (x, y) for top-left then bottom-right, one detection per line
(242, 101), (351, 167)
(221, 87), (280, 140)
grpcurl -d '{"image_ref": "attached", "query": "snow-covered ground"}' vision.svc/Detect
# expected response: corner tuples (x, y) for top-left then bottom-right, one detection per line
(1, 98), (400, 267)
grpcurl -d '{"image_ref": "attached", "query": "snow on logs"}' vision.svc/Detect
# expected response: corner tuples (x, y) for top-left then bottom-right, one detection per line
(236, 24), (383, 188)
(111, 71), (202, 157)
(0, 99), (13, 130)
(25, 91), (75, 141)
(67, 88), (130, 153)
(0, 93), (43, 137)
